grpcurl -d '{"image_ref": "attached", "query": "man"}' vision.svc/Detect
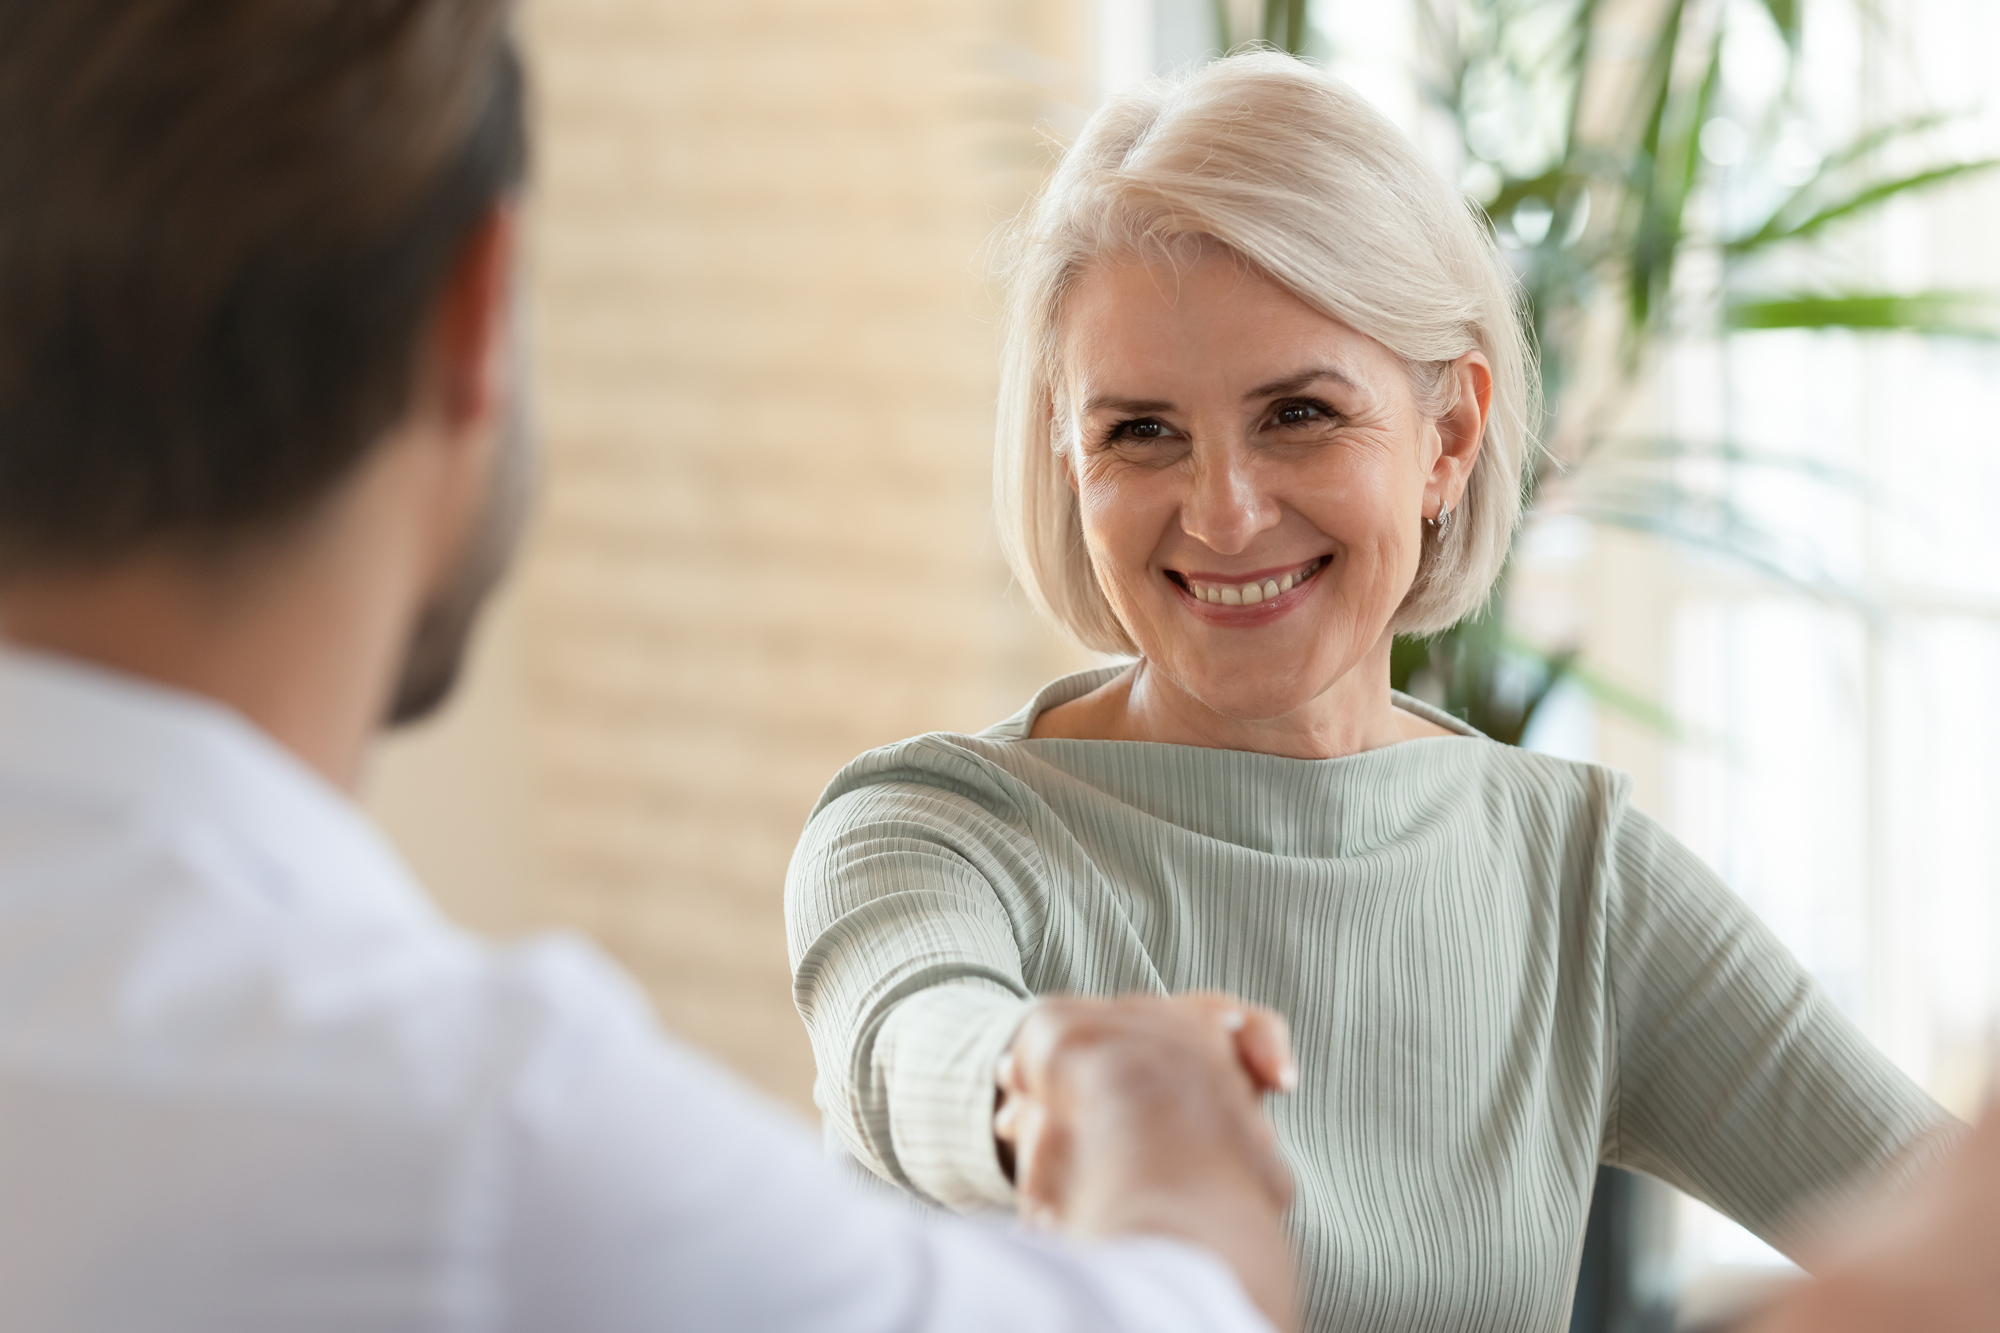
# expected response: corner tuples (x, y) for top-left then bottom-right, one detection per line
(0, 2), (1298, 1329)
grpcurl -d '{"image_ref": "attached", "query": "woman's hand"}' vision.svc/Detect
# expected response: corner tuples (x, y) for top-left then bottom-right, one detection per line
(991, 992), (1299, 1330)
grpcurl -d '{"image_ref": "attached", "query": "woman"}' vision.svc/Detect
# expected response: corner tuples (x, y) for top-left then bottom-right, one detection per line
(785, 53), (1953, 1333)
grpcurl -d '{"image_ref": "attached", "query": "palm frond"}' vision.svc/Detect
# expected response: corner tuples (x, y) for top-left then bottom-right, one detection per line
(1727, 160), (2000, 255)
(1572, 501), (1878, 619)
(1557, 0), (1610, 151)
(1725, 291), (2000, 338)
(1755, 0), (1800, 48)
(1558, 657), (1689, 742)
(1210, 0), (1236, 51)
(1263, 0), (1309, 53)
(1625, 11), (1712, 351)
(1804, 111), (1956, 181)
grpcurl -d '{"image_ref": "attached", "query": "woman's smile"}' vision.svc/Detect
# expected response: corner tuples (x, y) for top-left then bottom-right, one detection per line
(1165, 554), (1331, 622)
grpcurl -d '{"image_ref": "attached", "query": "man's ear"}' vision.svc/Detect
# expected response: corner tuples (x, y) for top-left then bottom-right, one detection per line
(430, 202), (521, 435)
(1429, 350), (1492, 511)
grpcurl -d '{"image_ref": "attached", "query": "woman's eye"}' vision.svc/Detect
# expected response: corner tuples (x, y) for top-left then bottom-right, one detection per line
(1113, 418), (1168, 441)
(1272, 400), (1330, 428)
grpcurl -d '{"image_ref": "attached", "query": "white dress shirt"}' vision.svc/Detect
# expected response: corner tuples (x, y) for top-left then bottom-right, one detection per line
(0, 649), (1270, 1333)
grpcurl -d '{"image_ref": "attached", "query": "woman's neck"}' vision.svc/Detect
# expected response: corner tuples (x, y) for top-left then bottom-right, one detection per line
(1031, 642), (1452, 759)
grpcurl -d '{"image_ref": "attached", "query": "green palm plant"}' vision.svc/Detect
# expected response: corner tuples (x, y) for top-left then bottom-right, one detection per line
(1219, 0), (1997, 743)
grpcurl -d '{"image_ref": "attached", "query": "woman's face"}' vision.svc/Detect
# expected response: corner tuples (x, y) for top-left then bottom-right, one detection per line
(1060, 251), (1487, 724)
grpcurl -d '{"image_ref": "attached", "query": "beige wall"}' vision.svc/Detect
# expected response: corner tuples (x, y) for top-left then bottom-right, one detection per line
(364, 0), (1094, 1113)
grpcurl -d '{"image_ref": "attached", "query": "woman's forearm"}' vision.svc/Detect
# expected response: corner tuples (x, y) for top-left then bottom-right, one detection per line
(830, 981), (1031, 1208)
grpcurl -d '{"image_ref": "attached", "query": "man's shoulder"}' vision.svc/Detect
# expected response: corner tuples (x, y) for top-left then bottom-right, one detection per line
(0, 798), (655, 1121)
(0, 794), (836, 1326)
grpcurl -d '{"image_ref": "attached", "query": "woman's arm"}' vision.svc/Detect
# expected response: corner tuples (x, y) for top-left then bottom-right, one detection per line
(786, 746), (1298, 1221)
(785, 757), (1050, 1210)
(1742, 1095), (2000, 1333)
(1602, 807), (1962, 1255)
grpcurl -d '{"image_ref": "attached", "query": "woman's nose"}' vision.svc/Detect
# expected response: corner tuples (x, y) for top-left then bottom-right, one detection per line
(1178, 447), (1280, 556)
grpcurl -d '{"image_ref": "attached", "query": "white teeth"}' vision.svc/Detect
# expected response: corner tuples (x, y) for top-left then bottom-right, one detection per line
(1186, 557), (1324, 606)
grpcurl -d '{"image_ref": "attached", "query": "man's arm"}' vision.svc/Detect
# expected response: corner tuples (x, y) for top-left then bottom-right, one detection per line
(496, 940), (1296, 1333)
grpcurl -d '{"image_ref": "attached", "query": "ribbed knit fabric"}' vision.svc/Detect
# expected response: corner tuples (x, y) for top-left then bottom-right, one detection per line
(785, 667), (1954, 1333)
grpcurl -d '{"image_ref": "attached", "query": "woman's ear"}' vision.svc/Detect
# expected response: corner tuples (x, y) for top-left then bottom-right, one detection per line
(1429, 350), (1492, 510)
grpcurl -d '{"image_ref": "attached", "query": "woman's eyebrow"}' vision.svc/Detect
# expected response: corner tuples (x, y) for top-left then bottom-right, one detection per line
(1244, 367), (1357, 400)
(1081, 367), (1357, 414)
(1082, 394), (1177, 414)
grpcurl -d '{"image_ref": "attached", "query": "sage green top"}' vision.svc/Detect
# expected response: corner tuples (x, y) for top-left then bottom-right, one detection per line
(785, 667), (1952, 1333)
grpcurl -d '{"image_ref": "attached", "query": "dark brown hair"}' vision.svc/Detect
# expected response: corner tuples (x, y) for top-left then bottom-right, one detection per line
(0, 0), (527, 570)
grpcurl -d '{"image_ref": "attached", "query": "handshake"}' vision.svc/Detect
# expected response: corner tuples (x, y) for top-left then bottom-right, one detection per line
(994, 992), (2000, 1333)
(991, 992), (1299, 1329)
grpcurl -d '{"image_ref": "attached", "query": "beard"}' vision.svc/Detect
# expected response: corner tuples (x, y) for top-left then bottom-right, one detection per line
(386, 384), (537, 728)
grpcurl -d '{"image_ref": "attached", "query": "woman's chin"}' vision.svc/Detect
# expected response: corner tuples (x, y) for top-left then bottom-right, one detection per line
(1156, 669), (1329, 727)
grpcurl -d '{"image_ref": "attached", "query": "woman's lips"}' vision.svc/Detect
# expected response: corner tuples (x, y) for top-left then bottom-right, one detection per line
(1171, 555), (1330, 607)
(1165, 555), (1330, 625)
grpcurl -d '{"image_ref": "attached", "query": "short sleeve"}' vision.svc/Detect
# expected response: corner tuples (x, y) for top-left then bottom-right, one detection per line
(1602, 807), (1959, 1251)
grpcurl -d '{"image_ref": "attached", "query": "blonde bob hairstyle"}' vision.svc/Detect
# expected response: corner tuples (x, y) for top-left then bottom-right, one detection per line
(994, 52), (1538, 652)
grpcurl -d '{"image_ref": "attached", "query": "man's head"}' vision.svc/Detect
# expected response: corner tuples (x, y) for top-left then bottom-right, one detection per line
(0, 0), (530, 725)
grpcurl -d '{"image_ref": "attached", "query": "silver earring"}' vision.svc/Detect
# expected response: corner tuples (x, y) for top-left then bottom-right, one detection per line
(1426, 499), (1454, 539)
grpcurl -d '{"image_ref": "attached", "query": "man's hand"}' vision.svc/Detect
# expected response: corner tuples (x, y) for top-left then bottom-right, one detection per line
(992, 992), (1298, 1331)
(1744, 1098), (2000, 1333)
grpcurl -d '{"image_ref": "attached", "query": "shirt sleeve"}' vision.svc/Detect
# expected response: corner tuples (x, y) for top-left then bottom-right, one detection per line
(1601, 806), (1961, 1252)
(495, 937), (1271, 1333)
(785, 755), (1047, 1211)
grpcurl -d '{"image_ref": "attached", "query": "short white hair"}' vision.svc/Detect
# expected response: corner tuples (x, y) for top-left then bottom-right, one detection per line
(993, 52), (1537, 652)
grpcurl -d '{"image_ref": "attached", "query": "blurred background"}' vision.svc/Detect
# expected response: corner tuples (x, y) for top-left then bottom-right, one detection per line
(363, 0), (2000, 1326)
